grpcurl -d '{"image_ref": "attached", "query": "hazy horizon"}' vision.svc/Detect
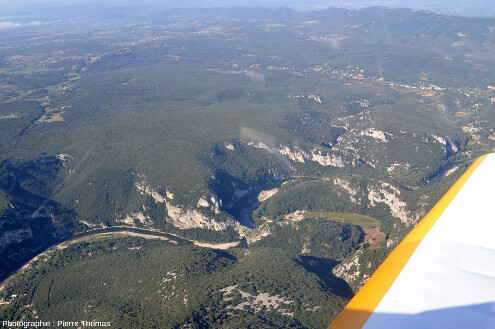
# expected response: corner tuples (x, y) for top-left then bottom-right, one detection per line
(1, 0), (494, 18)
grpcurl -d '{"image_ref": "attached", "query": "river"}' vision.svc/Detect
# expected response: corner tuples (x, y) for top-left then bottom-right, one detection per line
(422, 163), (460, 188)
(0, 227), (243, 290)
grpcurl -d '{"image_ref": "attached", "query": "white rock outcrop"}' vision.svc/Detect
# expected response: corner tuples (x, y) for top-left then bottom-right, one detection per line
(210, 196), (222, 214)
(80, 220), (97, 228)
(367, 182), (411, 223)
(311, 150), (345, 167)
(333, 251), (371, 289)
(333, 178), (359, 203)
(197, 196), (210, 208)
(284, 210), (306, 221)
(165, 202), (231, 231)
(279, 146), (307, 163)
(56, 153), (72, 162)
(258, 188), (279, 202)
(287, 94), (322, 104)
(243, 140), (346, 168)
(235, 222), (272, 243)
(119, 211), (153, 226)
(432, 134), (447, 145)
(333, 250), (363, 284)
(431, 135), (459, 154)
(135, 178), (167, 204)
(135, 176), (230, 231)
(360, 128), (388, 142)
(219, 285), (294, 317)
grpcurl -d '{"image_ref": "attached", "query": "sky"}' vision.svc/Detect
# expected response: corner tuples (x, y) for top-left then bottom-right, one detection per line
(0, 0), (494, 17)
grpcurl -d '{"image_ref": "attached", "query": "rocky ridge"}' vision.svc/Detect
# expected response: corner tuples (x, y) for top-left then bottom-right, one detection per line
(135, 176), (233, 231)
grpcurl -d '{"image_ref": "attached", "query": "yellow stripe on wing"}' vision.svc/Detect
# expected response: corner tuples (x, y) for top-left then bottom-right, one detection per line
(328, 154), (488, 329)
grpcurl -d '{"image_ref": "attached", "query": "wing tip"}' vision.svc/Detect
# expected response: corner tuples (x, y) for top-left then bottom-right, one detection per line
(327, 154), (489, 329)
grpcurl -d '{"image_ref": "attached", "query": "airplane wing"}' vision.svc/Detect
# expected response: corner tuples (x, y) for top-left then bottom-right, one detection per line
(328, 154), (495, 329)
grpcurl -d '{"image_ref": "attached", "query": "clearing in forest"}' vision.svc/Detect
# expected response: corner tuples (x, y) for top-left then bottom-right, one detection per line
(304, 212), (380, 229)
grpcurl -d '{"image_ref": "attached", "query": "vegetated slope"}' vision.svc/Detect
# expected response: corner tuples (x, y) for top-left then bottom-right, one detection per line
(0, 237), (351, 329)
(0, 5), (495, 305)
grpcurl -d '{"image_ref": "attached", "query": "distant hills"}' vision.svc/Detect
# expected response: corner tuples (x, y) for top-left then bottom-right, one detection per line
(1, 1), (495, 19)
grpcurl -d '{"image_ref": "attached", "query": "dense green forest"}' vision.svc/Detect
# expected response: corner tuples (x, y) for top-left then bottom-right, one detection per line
(1, 5), (495, 328)
(0, 237), (352, 328)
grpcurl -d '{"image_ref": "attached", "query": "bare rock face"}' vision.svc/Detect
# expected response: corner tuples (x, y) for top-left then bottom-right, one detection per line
(279, 146), (307, 163)
(135, 176), (231, 231)
(224, 142), (235, 150)
(287, 93), (322, 104)
(235, 222), (272, 243)
(197, 196), (210, 208)
(166, 190), (174, 200)
(243, 140), (346, 168)
(333, 178), (359, 203)
(360, 128), (389, 142)
(431, 134), (459, 154)
(367, 182), (413, 224)
(284, 210), (305, 222)
(56, 153), (73, 162)
(311, 149), (345, 167)
(219, 285), (294, 317)
(333, 250), (370, 291)
(165, 201), (232, 231)
(333, 250), (362, 282)
(118, 211), (153, 226)
(258, 188), (279, 202)
(210, 196), (222, 214)
(135, 178), (167, 203)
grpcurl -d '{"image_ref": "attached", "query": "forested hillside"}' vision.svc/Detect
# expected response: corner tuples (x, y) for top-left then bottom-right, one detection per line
(1, 5), (494, 327)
